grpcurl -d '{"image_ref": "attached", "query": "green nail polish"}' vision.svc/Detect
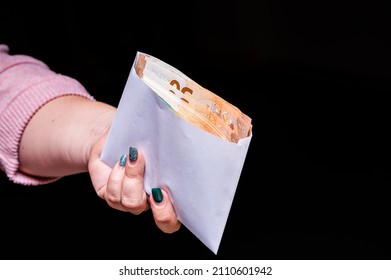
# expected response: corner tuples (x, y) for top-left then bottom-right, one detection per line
(152, 188), (163, 203)
(129, 146), (138, 162)
(119, 154), (127, 167)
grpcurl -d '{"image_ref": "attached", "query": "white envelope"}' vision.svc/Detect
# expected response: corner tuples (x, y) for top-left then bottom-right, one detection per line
(101, 52), (252, 254)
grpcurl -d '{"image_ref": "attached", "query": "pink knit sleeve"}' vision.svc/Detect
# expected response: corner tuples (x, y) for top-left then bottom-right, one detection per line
(0, 44), (95, 186)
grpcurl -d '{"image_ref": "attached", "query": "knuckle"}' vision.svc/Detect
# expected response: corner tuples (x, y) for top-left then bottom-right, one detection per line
(106, 194), (121, 204)
(155, 213), (173, 224)
(121, 197), (144, 211)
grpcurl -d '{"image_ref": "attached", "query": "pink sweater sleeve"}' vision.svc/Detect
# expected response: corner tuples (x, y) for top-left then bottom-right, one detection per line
(0, 44), (95, 186)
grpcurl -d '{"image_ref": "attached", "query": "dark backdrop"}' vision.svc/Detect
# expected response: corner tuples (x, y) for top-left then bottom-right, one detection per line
(1, 0), (391, 260)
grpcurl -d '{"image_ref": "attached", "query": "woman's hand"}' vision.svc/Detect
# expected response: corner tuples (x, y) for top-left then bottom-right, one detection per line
(19, 95), (181, 234)
(88, 132), (181, 234)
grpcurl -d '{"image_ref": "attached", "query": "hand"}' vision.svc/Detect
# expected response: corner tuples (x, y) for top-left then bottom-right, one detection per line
(88, 132), (181, 233)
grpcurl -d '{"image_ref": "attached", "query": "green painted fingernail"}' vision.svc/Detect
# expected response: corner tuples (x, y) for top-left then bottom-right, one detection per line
(129, 146), (138, 162)
(119, 154), (127, 167)
(152, 188), (163, 203)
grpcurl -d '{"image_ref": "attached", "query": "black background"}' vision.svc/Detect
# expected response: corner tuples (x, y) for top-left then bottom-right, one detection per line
(1, 0), (391, 260)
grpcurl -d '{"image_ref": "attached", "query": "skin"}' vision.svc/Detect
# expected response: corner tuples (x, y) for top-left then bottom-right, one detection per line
(18, 95), (181, 234)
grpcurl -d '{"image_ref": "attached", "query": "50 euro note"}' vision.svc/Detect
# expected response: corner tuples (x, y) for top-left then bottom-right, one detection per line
(135, 53), (252, 143)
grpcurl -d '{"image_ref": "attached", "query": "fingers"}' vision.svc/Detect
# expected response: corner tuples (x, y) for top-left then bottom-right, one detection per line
(104, 146), (180, 234)
(149, 188), (181, 234)
(106, 147), (148, 214)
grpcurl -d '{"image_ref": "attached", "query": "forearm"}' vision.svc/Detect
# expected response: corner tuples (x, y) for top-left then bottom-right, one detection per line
(19, 96), (116, 178)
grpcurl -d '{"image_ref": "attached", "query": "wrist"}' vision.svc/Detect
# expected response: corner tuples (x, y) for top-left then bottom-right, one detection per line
(81, 101), (116, 169)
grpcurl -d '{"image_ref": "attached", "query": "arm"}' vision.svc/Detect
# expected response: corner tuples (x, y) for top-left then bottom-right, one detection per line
(0, 44), (180, 233)
(19, 95), (115, 178)
(0, 44), (94, 185)
(20, 95), (180, 233)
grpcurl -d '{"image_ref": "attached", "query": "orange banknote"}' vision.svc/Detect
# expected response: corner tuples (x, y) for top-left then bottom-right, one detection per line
(135, 53), (252, 143)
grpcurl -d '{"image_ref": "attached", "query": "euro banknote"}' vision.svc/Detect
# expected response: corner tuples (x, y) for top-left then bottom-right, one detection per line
(135, 53), (252, 143)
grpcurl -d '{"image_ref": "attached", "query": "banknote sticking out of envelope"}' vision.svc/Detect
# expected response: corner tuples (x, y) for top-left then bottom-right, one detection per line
(100, 52), (253, 254)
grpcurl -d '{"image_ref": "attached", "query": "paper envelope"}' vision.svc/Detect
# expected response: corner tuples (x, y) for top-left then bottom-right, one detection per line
(100, 52), (252, 254)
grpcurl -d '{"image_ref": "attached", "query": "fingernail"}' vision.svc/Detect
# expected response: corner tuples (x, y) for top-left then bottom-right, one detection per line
(152, 188), (163, 203)
(129, 146), (138, 162)
(119, 154), (127, 167)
